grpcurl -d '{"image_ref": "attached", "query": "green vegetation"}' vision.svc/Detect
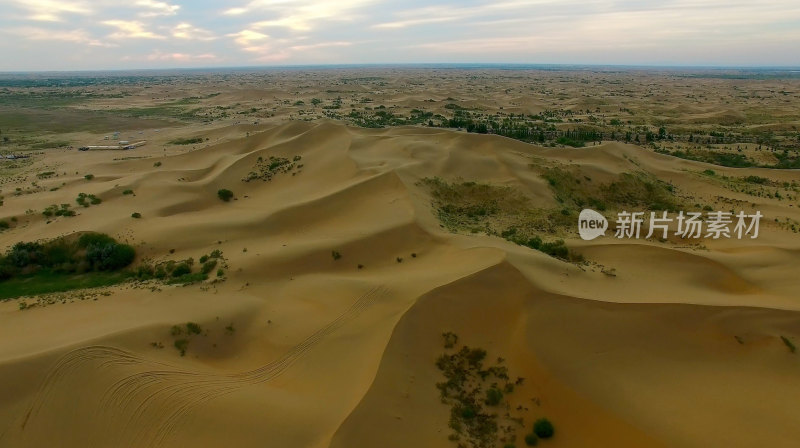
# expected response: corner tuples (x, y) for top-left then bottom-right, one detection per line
(524, 433), (538, 446)
(174, 338), (189, 356)
(169, 137), (205, 145)
(217, 189), (234, 202)
(131, 212), (142, 218)
(436, 332), (529, 448)
(123, 189), (135, 195)
(42, 204), (75, 217)
(781, 336), (796, 354)
(541, 166), (681, 213)
(243, 155), (303, 182)
(134, 249), (225, 286)
(332, 251), (342, 260)
(76, 192), (101, 207)
(421, 177), (583, 262)
(533, 419), (554, 439)
(169, 322), (205, 356)
(0, 232), (135, 300)
(84, 174), (94, 180)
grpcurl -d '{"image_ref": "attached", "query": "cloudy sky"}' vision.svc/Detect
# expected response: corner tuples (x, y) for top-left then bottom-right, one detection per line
(1, 0), (798, 71)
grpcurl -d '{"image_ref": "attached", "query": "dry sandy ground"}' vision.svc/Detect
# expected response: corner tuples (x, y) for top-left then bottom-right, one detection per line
(0, 118), (799, 447)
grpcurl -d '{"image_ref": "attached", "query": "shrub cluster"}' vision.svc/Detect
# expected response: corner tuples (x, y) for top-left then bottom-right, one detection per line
(0, 232), (135, 281)
(135, 249), (225, 285)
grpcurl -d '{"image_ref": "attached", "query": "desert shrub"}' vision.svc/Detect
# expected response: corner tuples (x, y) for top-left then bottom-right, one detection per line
(744, 175), (769, 185)
(171, 263), (191, 277)
(485, 387), (503, 406)
(169, 137), (203, 145)
(153, 161), (162, 167)
(185, 322), (202, 335)
(85, 241), (135, 271)
(332, 251), (342, 260)
(442, 331), (459, 349)
(76, 193), (101, 207)
(533, 419), (554, 439)
(217, 189), (234, 202)
(131, 212), (142, 218)
(84, 174), (94, 180)
(524, 433), (538, 446)
(123, 189), (134, 195)
(209, 249), (222, 258)
(199, 255), (209, 263)
(0, 220), (8, 230)
(201, 259), (217, 274)
(174, 338), (189, 356)
(781, 336), (796, 353)
(43, 204), (75, 217)
(216, 268), (224, 277)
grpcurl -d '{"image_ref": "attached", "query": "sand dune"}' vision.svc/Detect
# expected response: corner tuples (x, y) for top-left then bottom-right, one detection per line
(1, 121), (799, 448)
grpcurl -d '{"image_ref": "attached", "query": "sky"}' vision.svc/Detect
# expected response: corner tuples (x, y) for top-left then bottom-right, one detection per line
(0, 0), (799, 71)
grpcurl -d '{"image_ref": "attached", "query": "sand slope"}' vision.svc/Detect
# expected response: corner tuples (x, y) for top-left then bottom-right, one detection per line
(1, 121), (799, 447)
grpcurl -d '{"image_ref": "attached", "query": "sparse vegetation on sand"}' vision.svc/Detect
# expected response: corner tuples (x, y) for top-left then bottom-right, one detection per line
(134, 249), (226, 285)
(421, 177), (583, 262)
(436, 332), (539, 448)
(169, 322), (204, 356)
(0, 232), (135, 300)
(75, 192), (102, 207)
(42, 203), (76, 218)
(242, 155), (303, 182)
(540, 166), (681, 213)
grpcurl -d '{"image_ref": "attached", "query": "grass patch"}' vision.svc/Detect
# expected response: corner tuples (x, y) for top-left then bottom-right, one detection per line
(169, 137), (204, 145)
(0, 270), (131, 300)
(541, 166), (681, 212)
(421, 177), (583, 262)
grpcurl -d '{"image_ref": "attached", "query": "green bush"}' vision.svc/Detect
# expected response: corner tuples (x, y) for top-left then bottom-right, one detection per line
(85, 241), (135, 271)
(174, 338), (189, 356)
(201, 259), (217, 274)
(123, 189), (134, 195)
(533, 418), (554, 439)
(84, 174), (94, 180)
(217, 189), (234, 202)
(485, 387), (503, 406)
(171, 263), (191, 277)
(524, 433), (538, 446)
(131, 212), (142, 218)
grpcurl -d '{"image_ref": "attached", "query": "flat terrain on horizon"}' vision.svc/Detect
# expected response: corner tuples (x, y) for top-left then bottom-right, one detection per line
(1, 68), (799, 448)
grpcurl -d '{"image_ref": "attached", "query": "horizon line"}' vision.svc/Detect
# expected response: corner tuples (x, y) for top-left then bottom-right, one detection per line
(2, 63), (800, 76)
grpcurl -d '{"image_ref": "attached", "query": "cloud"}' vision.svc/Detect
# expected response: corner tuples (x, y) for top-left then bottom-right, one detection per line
(144, 50), (218, 61)
(228, 29), (271, 47)
(172, 23), (216, 41)
(135, 0), (180, 17)
(102, 20), (164, 39)
(4, 26), (115, 47)
(225, 0), (374, 31)
(289, 41), (352, 51)
(6, 0), (91, 22)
